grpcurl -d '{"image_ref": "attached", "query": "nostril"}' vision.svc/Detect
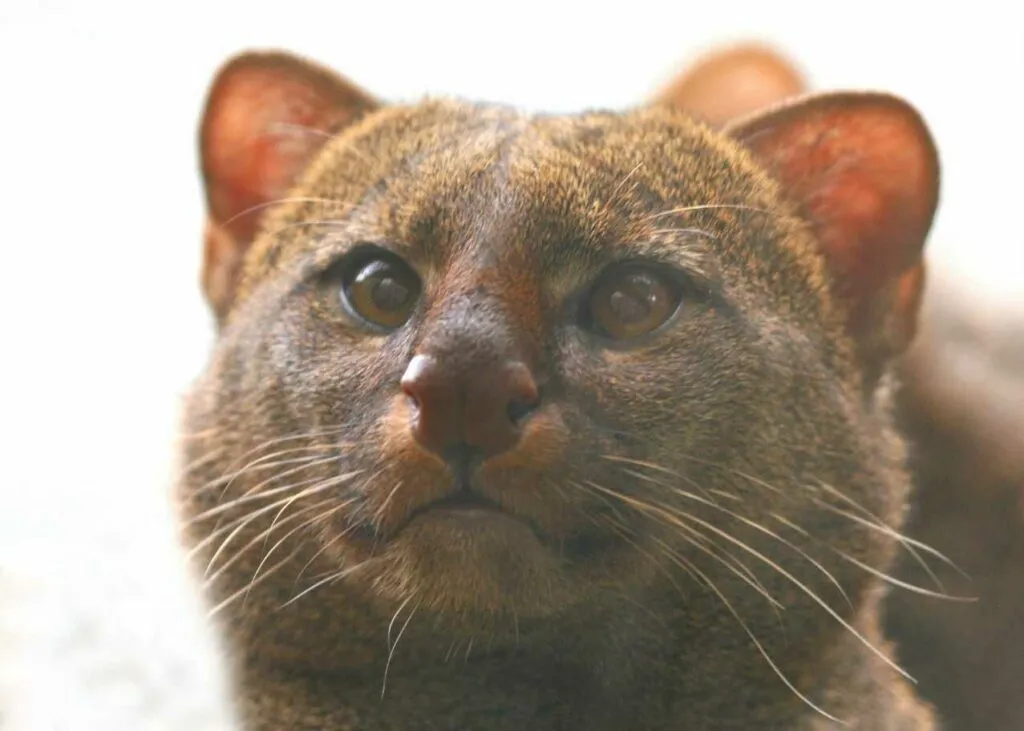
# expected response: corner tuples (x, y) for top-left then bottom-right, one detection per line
(502, 362), (541, 425)
(506, 394), (538, 424)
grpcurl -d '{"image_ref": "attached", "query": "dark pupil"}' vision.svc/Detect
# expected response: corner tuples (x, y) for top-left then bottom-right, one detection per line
(609, 273), (657, 324)
(355, 261), (410, 312)
(371, 275), (410, 312)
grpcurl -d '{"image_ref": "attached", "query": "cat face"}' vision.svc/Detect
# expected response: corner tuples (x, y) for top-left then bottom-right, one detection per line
(182, 52), (938, 665)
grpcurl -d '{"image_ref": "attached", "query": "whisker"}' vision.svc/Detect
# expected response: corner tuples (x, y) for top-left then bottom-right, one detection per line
(642, 203), (775, 223)
(242, 511), (342, 609)
(657, 531), (784, 613)
(769, 512), (974, 602)
(382, 602), (417, 696)
(663, 542), (847, 726)
(280, 559), (372, 609)
(584, 480), (914, 682)
(645, 458), (961, 597)
(221, 196), (344, 228)
(607, 458), (715, 499)
(649, 227), (720, 239)
(577, 481), (782, 609)
(371, 480), (404, 525)
(189, 487), (311, 562)
(619, 454), (956, 605)
(204, 496), (338, 587)
(608, 467), (841, 608)
(192, 464), (331, 548)
(812, 488), (968, 583)
(386, 596), (414, 652)
(770, 512), (809, 536)
(294, 534), (344, 585)
(201, 444), (341, 499)
(202, 486), (321, 579)
(587, 502), (698, 592)
(604, 453), (781, 495)
(610, 161), (644, 200)
(382, 598), (420, 698)
(174, 445), (227, 478)
(588, 474), (839, 723)
(258, 217), (355, 242)
(631, 467), (852, 611)
(594, 424), (850, 460)
(833, 550), (977, 602)
(191, 442), (340, 499)
(189, 460), (353, 525)
(195, 426), (348, 490)
(207, 547), (302, 618)
(192, 472), (356, 567)
(679, 508), (911, 680)
(247, 498), (356, 603)
(290, 504), (382, 586)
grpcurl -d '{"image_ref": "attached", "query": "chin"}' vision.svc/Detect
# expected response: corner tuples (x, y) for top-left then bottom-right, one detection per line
(351, 507), (599, 623)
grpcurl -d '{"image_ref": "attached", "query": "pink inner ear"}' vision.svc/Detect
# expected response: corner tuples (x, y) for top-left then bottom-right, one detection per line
(732, 94), (938, 305)
(200, 55), (377, 247)
(203, 69), (332, 243)
(809, 168), (897, 301)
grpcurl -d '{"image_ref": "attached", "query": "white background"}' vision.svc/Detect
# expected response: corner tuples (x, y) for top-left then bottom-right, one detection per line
(0, 0), (1022, 553)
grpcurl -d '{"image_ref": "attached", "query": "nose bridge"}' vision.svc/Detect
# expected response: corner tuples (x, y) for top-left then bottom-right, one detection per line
(420, 254), (542, 363)
(421, 289), (517, 367)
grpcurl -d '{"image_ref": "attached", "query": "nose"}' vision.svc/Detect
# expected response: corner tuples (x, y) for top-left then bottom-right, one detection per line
(400, 353), (541, 462)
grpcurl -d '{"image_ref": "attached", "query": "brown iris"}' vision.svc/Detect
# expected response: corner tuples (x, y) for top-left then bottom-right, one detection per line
(588, 265), (682, 340)
(342, 255), (421, 330)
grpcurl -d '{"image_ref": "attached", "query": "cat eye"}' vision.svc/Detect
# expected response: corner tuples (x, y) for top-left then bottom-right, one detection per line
(585, 264), (683, 340)
(336, 250), (422, 331)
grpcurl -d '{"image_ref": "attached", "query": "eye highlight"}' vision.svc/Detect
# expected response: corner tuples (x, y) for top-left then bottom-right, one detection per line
(584, 263), (683, 341)
(333, 249), (422, 331)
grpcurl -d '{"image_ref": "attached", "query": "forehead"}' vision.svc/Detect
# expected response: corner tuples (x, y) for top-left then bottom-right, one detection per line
(248, 99), (792, 288)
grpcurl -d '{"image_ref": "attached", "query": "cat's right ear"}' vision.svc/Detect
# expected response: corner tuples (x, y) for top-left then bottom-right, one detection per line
(199, 51), (378, 319)
(651, 43), (806, 126)
(724, 92), (940, 384)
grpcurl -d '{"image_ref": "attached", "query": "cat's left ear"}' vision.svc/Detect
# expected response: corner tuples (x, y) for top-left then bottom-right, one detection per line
(725, 92), (940, 377)
(199, 51), (379, 319)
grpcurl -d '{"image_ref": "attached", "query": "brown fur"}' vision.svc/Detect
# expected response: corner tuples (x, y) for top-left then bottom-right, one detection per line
(179, 49), (941, 729)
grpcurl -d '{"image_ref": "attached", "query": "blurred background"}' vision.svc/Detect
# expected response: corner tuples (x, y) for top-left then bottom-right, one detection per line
(0, 1), (1021, 728)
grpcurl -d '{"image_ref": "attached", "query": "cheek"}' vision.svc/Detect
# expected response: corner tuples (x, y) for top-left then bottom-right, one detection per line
(264, 307), (414, 423)
(556, 315), (763, 438)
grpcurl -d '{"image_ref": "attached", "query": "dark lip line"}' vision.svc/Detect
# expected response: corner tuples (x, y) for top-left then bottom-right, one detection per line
(395, 488), (626, 561)
(347, 491), (505, 549)
(405, 489), (505, 522)
(363, 484), (625, 561)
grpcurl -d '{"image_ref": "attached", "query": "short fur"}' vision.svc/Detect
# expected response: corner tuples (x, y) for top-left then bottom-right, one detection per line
(180, 50), (940, 729)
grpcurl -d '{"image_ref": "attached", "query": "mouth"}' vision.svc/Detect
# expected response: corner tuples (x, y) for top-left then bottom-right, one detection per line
(347, 469), (626, 562)
(405, 486), (508, 524)
(400, 484), (622, 559)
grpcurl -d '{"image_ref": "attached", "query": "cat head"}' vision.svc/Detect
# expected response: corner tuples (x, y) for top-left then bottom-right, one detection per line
(182, 46), (938, 669)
